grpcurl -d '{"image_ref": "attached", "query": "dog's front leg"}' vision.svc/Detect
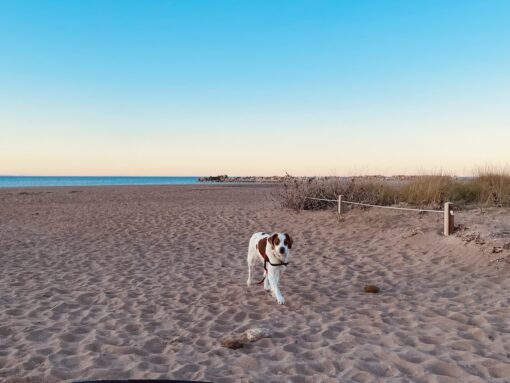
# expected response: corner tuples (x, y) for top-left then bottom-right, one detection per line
(263, 274), (270, 291)
(268, 272), (285, 305)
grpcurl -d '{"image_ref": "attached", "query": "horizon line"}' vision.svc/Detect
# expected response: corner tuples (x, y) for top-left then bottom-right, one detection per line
(0, 173), (476, 178)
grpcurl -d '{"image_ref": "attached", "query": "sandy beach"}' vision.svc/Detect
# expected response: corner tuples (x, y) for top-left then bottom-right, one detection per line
(1, 184), (510, 382)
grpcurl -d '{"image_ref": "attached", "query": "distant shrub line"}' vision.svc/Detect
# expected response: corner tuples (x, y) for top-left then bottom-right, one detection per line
(277, 169), (510, 211)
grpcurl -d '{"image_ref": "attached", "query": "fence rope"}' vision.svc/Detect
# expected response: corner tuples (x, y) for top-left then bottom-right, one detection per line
(305, 197), (442, 214)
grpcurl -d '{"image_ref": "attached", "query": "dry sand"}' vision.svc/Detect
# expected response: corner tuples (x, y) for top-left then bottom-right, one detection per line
(1, 184), (510, 382)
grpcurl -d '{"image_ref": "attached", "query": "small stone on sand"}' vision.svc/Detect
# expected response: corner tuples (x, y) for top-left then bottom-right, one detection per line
(221, 338), (244, 349)
(244, 327), (271, 342)
(364, 285), (380, 293)
(221, 327), (272, 349)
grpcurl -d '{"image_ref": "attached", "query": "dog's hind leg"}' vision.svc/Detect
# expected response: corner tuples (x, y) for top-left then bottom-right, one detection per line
(246, 250), (254, 287)
(247, 264), (252, 287)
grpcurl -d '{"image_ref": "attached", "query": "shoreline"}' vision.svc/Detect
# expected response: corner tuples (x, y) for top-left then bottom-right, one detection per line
(0, 183), (280, 192)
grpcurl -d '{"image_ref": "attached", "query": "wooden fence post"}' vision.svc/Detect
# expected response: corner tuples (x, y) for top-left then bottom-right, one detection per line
(338, 195), (344, 214)
(444, 202), (454, 236)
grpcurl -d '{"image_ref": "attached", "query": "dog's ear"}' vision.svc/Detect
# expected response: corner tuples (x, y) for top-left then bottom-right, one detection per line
(284, 233), (293, 249)
(267, 233), (279, 248)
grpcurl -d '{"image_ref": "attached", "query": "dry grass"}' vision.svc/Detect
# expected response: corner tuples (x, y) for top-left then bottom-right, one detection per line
(399, 175), (454, 208)
(277, 177), (399, 210)
(471, 167), (510, 206)
(278, 168), (510, 211)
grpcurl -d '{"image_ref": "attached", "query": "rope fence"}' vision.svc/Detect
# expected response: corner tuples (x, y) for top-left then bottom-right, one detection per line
(306, 195), (454, 236)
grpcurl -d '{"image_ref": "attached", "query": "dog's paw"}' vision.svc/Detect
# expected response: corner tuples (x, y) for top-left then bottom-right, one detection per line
(276, 296), (285, 305)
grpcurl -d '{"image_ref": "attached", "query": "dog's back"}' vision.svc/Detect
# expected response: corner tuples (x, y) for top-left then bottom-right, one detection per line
(248, 232), (269, 259)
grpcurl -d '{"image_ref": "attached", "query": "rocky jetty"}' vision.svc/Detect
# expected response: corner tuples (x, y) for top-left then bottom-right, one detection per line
(197, 174), (433, 184)
(198, 175), (285, 183)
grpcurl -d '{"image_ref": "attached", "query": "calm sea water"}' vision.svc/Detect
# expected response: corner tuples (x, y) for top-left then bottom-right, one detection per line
(0, 176), (201, 188)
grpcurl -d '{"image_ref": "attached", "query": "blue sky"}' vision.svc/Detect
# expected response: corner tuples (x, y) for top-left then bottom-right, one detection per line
(1, 0), (509, 176)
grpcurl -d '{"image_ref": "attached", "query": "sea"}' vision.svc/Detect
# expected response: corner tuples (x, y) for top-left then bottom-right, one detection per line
(0, 176), (202, 188)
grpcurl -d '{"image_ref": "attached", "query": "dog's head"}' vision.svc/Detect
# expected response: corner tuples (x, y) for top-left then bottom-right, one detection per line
(267, 232), (293, 263)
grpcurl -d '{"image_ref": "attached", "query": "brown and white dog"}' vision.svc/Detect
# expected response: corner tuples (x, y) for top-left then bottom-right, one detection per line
(246, 232), (293, 305)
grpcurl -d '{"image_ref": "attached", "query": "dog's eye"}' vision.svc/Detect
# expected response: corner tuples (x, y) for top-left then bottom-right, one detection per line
(284, 240), (288, 245)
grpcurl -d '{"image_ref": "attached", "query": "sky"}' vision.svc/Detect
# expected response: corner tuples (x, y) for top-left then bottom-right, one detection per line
(0, 0), (509, 176)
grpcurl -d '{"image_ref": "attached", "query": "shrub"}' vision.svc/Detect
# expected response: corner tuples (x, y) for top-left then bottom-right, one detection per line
(277, 168), (510, 211)
(277, 177), (399, 210)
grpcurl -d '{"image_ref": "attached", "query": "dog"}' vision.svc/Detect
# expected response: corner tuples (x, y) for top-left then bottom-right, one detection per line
(246, 232), (293, 304)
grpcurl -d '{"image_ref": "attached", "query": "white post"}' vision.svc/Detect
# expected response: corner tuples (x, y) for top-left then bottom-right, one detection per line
(338, 195), (344, 214)
(444, 202), (454, 236)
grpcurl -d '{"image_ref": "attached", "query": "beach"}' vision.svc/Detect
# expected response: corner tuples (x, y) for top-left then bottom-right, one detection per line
(1, 184), (510, 382)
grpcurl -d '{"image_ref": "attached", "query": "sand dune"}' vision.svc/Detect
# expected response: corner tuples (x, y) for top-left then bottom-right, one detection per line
(1, 185), (510, 382)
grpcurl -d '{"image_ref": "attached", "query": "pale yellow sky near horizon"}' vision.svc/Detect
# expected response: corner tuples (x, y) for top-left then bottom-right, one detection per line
(2, 115), (508, 177)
